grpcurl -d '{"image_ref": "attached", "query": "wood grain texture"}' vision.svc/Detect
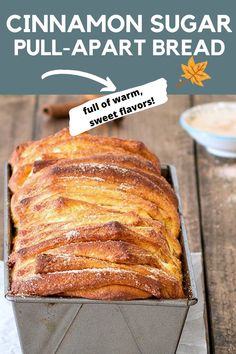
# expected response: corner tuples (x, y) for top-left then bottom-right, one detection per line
(193, 95), (236, 354)
(35, 95), (111, 139)
(0, 96), (36, 258)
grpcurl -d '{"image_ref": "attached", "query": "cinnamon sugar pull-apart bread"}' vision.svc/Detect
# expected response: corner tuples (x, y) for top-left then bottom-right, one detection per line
(9, 128), (184, 300)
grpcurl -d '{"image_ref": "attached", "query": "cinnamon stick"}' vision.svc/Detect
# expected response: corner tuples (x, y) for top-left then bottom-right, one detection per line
(42, 94), (124, 125)
(43, 95), (102, 119)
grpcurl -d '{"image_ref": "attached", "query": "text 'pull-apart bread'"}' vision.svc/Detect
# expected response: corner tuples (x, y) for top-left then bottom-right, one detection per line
(8, 128), (184, 300)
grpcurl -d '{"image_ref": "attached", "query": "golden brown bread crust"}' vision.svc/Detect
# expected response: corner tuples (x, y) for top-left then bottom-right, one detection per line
(11, 161), (179, 236)
(9, 128), (160, 193)
(11, 257), (183, 298)
(32, 154), (160, 176)
(9, 129), (184, 300)
(10, 222), (178, 265)
(11, 269), (163, 297)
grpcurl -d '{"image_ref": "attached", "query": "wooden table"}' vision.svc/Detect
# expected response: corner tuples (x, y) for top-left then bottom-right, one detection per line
(1, 95), (235, 353)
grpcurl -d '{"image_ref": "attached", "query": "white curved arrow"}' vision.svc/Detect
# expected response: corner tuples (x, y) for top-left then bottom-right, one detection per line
(41, 69), (116, 92)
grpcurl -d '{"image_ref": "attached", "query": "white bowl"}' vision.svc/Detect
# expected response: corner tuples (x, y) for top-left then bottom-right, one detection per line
(180, 102), (236, 158)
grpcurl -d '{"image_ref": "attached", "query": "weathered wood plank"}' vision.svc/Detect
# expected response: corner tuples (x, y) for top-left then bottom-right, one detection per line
(34, 95), (75, 139)
(0, 96), (36, 258)
(34, 95), (111, 139)
(193, 95), (236, 354)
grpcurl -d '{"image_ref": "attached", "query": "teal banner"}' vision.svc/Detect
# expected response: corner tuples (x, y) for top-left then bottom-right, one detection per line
(0, 0), (235, 94)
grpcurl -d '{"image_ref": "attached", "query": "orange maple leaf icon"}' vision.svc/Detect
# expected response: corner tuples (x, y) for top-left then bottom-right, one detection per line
(181, 56), (211, 87)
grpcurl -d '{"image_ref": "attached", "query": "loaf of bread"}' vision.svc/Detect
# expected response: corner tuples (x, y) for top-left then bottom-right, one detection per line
(9, 128), (184, 299)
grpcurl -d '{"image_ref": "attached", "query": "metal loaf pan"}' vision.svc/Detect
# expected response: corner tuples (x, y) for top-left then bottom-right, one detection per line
(4, 163), (197, 354)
